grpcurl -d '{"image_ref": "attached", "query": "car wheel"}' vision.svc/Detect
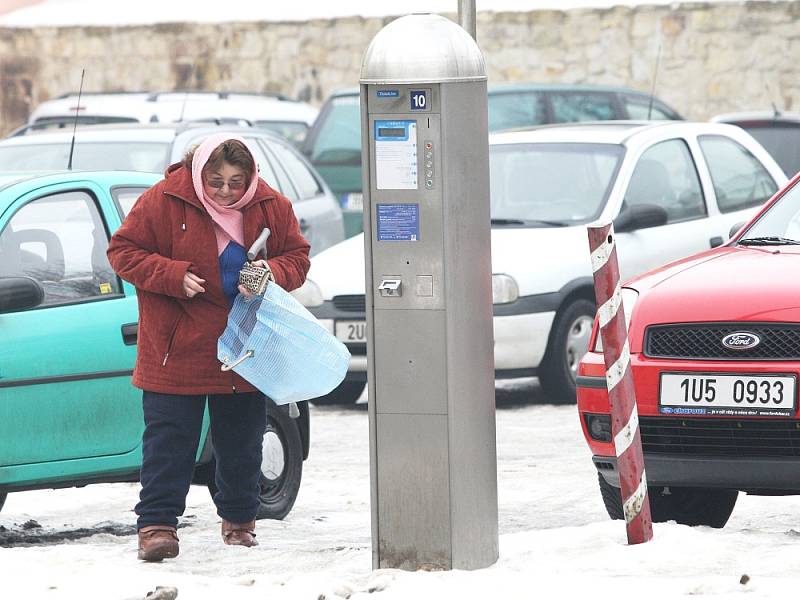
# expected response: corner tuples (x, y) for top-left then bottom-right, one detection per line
(0, 493), (6, 513)
(310, 380), (365, 406)
(539, 298), (595, 404)
(597, 473), (738, 528)
(207, 403), (303, 521)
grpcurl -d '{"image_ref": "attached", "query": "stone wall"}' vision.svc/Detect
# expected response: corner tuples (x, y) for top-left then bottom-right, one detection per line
(1, 1), (799, 135)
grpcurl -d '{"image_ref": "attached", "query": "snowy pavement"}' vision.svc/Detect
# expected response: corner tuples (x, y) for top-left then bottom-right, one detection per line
(3, 382), (800, 599)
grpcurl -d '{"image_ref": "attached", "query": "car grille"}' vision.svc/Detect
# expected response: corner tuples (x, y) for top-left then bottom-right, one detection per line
(333, 294), (365, 313)
(645, 323), (800, 360)
(641, 417), (800, 458)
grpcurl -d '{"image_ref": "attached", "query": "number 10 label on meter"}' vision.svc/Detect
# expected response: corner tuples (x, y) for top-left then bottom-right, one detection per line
(410, 90), (428, 111)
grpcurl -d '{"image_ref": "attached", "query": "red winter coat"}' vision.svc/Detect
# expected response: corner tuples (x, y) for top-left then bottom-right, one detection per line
(107, 163), (310, 395)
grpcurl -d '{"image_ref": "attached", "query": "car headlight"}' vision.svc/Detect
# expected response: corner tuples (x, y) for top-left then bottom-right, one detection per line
(492, 274), (519, 304)
(593, 287), (639, 352)
(291, 278), (324, 308)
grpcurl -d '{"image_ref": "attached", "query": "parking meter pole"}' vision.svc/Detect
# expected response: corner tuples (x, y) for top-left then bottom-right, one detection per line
(361, 14), (499, 570)
(587, 223), (653, 545)
(458, 0), (477, 40)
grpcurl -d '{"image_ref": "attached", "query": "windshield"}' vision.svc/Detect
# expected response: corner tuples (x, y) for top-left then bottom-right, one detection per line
(310, 95), (361, 163)
(0, 142), (171, 173)
(738, 178), (800, 242)
(489, 142), (624, 225)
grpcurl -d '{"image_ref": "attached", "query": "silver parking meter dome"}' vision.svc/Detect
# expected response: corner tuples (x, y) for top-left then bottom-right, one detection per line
(360, 13), (498, 572)
(361, 13), (486, 84)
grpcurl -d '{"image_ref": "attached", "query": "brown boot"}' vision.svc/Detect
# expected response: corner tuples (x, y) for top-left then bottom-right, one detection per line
(221, 520), (258, 547)
(137, 525), (179, 562)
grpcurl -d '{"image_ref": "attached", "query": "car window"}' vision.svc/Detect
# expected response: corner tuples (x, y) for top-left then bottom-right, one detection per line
(111, 186), (149, 218)
(243, 137), (280, 192)
(309, 95), (361, 163)
(623, 96), (675, 120)
(0, 142), (170, 172)
(267, 139), (322, 201)
(698, 134), (778, 213)
(624, 139), (706, 223)
(743, 178), (800, 240)
(254, 121), (309, 147)
(0, 190), (121, 306)
(489, 142), (624, 225)
(733, 122), (800, 178)
(550, 92), (616, 122)
(487, 92), (546, 131)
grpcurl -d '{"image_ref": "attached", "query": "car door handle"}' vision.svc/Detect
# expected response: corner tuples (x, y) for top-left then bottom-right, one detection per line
(709, 236), (724, 248)
(121, 323), (138, 346)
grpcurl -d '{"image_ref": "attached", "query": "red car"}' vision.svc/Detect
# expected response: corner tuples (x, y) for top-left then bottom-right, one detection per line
(577, 171), (800, 528)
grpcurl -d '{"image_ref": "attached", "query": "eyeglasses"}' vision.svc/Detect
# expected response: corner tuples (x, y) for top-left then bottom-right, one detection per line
(205, 179), (246, 190)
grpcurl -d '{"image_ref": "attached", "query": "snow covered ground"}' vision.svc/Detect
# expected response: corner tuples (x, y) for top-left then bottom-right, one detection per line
(0, 0), (755, 27)
(3, 382), (800, 599)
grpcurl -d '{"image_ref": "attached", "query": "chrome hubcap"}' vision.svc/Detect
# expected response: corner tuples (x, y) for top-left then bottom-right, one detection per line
(565, 314), (593, 379)
(261, 430), (285, 481)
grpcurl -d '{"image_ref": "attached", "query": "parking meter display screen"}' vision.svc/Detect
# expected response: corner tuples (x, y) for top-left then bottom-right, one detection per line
(374, 120), (418, 190)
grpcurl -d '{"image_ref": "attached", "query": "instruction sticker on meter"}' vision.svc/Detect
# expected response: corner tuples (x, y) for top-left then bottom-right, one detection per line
(377, 204), (420, 241)
(375, 120), (418, 190)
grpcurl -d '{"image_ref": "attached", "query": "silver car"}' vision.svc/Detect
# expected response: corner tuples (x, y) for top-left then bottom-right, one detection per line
(0, 123), (344, 255)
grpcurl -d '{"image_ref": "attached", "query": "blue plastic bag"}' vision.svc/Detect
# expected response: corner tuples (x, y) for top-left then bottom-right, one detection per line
(218, 283), (351, 405)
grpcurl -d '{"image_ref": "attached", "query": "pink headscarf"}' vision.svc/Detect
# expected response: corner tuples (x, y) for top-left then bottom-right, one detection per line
(191, 133), (259, 255)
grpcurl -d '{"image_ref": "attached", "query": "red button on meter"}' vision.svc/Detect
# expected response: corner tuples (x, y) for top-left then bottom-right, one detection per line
(425, 142), (432, 149)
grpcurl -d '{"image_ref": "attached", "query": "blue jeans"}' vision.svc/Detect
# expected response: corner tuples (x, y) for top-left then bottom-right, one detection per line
(135, 390), (267, 529)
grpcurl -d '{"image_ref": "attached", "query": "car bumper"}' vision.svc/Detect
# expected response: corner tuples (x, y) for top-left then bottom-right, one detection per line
(578, 349), (800, 492)
(593, 454), (800, 492)
(311, 295), (555, 377)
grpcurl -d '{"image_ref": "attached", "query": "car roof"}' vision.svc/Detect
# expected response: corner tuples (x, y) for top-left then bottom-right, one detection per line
(0, 170), (160, 199)
(29, 91), (318, 126)
(488, 120), (740, 146)
(0, 122), (287, 146)
(712, 111), (800, 125)
(487, 82), (662, 96)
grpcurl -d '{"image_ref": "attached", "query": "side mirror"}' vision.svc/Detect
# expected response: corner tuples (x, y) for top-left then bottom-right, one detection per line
(614, 203), (669, 233)
(0, 277), (44, 313)
(729, 221), (745, 239)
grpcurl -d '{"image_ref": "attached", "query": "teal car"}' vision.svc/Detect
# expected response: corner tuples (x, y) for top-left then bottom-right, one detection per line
(0, 170), (309, 519)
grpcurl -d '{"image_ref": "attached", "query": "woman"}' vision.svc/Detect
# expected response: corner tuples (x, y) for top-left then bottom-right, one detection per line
(107, 134), (310, 562)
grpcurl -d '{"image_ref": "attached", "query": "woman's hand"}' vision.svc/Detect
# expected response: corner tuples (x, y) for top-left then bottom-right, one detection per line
(183, 272), (206, 298)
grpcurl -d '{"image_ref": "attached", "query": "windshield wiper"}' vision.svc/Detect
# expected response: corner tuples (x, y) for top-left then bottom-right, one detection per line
(738, 236), (800, 246)
(491, 218), (568, 227)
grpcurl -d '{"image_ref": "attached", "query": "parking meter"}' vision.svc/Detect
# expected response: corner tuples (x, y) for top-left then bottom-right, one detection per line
(361, 13), (499, 571)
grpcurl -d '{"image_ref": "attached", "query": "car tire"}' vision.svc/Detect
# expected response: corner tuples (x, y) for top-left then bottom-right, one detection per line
(539, 298), (595, 404)
(0, 493), (6, 513)
(207, 403), (303, 521)
(310, 380), (365, 406)
(597, 473), (738, 528)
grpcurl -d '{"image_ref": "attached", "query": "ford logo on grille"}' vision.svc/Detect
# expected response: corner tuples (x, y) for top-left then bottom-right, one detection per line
(721, 332), (761, 350)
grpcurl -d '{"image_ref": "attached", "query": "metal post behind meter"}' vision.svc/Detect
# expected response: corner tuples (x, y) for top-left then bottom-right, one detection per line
(361, 13), (498, 571)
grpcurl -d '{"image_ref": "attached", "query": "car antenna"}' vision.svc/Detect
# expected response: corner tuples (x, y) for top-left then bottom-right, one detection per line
(178, 59), (198, 123)
(764, 81), (781, 118)
(647, 38), (662, 120)
(67, 68), (85, 170)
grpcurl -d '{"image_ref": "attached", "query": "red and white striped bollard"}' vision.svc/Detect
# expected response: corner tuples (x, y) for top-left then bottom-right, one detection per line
(587, 223), (653, 545)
